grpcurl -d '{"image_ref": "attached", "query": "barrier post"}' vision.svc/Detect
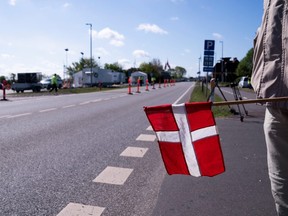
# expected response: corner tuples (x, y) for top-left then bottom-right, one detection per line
(128, 76), (133, 95)
(159, 80), (161, 88)
(136, 77), (141, 93)
(145, 79), (149, 91)
(1, 80), (8, 101)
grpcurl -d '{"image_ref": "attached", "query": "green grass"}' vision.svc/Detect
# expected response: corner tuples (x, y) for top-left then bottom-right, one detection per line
(190, 82), (232, 118)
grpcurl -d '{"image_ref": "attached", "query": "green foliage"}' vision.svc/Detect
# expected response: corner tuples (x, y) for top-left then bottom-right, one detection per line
(139, 58), (163, 79)
(104, 62), (123, 72)
(66, 57), (99, 75)
(236, 48), (253, 77)
(174, 66), (186, 78)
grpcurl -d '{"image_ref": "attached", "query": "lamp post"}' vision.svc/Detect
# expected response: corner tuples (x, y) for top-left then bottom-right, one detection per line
(86, 23), (93, 86)
(64, 48), (69, 79)
(219, 41), (224, 81)
(80, 52), (84, 59)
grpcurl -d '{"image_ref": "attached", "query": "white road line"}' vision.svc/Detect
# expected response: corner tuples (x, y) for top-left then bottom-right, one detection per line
(62, 104), (76, 109)
(39, 108), (57, 113)
(0, 115), (11, 119)
(173, 83), (195, 104)
(7, 113), (32, 118)
(57, 203), (105, 216)
(93, 166), (133, 185)
(136, 134), (156, 142)
(79, 101), (91, 105)
(146, 126), (153, 131)
(120, 147), (148, 158)
(91, 99), (102, 103)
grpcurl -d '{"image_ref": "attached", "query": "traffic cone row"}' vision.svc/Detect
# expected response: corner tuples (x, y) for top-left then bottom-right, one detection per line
(127, 77), (176, 95)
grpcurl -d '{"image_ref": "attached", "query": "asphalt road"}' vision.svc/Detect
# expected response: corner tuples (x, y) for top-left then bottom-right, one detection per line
(0, 83), (276, 216)
(152, 86), (276, 216)
(0, 82), (194, 216)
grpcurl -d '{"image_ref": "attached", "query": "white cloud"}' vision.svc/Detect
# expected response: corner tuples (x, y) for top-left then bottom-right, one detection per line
(95, 47), (110, 57)
(213, 33), (223, 40)
(110, 39), (124, 47)
(1, 53), (14, 59)
(133, 50), (150, 58)
(137, 24), (168, 34)
(8, 0), (16, 6)
(95, 27), (125, 47)
(118, 59), (131, 69)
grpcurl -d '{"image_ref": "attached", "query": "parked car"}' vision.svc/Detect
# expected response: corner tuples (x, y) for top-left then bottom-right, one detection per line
(40, 78), (62, 90)
(238, 76), (251, 88)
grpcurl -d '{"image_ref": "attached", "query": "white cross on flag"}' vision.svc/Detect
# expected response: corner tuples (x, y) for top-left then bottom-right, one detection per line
(144, 102), (225, 177)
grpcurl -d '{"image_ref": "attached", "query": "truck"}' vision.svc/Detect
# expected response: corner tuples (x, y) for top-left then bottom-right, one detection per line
(11, 72), (43, 93)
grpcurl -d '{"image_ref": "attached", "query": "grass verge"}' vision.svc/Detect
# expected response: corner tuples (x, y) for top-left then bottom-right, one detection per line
(190, 82), (232, 118)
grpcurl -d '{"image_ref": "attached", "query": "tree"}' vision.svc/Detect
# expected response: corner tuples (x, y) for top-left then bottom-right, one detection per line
(236, 48), (253, 77)
(66, 57), (99, 76)
(104, 62), (123, 72)
(139, 58), (163, 80)
(174, 66), (187, 78)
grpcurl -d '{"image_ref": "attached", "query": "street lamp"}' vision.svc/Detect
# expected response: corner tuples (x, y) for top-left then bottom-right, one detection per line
(86, 23), (93, 86)
(64, 48), (69, 80)
(80, 52), (84, 59)
(219, 41), (224, 81)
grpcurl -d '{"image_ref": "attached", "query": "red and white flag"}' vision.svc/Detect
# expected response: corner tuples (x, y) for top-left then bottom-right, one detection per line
(144, 102), (225, 177)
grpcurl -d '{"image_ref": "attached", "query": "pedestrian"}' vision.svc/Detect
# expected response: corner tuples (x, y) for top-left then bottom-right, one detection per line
(252, 0), (288, 215)
(49, 74), (58, 94)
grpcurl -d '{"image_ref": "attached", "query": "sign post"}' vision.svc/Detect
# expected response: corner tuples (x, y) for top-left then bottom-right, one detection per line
(203, 40), (215, 96)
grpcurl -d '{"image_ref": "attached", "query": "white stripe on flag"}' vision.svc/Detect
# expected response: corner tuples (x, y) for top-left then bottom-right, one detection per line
(156, 131), (180, 142)
(172, 104), (201, 177)
(191, 125), (218, 142)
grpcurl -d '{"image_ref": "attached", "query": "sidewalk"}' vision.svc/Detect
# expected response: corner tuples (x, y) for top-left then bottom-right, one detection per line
(152, 103), (276, 216)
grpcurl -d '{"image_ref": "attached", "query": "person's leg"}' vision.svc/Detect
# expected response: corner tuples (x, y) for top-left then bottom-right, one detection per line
(264, 107), (288, 216)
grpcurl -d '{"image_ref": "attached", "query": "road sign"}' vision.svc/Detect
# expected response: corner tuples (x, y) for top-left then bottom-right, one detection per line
(204, 40), (215, 51)
(203, 56), (214, 67)
(203, 67), (214, 72)
(204, 50), (214, 56)
(203, 40), (215, 72)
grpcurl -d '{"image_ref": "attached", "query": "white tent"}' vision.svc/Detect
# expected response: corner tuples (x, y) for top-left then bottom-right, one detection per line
(130, 71), (147, 85)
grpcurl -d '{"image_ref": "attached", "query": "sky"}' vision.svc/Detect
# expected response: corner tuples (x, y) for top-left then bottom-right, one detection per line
(0, 0), (263, 79)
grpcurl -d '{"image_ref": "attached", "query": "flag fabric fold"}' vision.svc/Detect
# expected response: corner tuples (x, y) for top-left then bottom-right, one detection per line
(144, 102), (225, 177)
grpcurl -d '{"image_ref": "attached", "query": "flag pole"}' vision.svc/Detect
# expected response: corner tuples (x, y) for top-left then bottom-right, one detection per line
(212, 97), (288, 106)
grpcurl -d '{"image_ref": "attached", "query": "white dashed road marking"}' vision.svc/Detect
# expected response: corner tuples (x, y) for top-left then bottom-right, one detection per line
(93, 166), (133, 185)
(120, 147), (148, 158)
(57, 203), (105, 216)
(62, 104), (76, 109)
(7, 113), (32, 118)
(39, 108), (57, 113)
(136, 134), (156, 142)
(146, 126), (153, 131)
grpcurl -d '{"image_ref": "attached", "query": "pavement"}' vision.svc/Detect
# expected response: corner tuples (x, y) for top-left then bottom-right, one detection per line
(152, 101), (277, 216)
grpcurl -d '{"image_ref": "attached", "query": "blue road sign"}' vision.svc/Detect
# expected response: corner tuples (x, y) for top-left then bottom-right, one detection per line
(203, 67), (214, 72)
(203, 56), (214, 67)
(204, 50), (214, 56)
(204, 40), (215, 51)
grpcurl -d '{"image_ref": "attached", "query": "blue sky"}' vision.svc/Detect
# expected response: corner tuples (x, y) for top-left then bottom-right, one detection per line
(0, 0), (263, 79)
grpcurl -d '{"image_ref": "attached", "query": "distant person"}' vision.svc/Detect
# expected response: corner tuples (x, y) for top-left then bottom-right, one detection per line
(49, 74), (58, 94)
(252, 0), (288, 215)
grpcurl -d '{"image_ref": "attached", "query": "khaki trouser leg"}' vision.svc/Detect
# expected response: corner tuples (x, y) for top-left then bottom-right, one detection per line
(264, 107), (288, 216)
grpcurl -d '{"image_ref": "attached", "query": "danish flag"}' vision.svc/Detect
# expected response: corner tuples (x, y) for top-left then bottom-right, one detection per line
(144, 102), (225, 177)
